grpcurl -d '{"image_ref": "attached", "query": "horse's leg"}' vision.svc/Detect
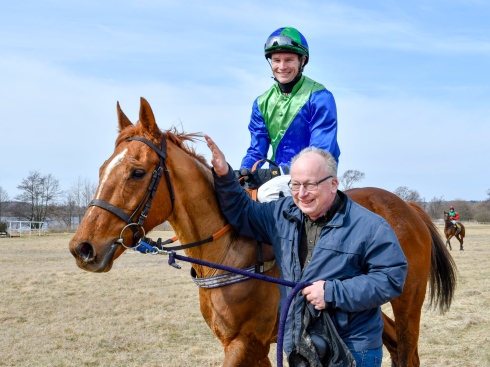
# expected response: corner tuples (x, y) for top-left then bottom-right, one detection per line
(382, 312), (398, 365)
(460, 228), (465, 251)
(222, 337), (272, 367)
(199, 275), (279, 367)
(389, 282), (425, 367)
(458, 234), (464, 251)
(445, 235), (452, 251)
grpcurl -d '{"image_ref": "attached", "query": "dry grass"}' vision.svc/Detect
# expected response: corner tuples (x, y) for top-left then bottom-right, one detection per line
(1, 225), (489, 366)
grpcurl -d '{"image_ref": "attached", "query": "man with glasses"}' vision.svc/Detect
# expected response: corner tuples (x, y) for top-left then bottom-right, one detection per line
(240, 27), (340, 202)
(205, 135), (407, 367)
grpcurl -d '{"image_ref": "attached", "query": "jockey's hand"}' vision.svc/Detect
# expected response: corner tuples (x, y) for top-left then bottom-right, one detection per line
(302, 280), (326, 310)
(205, 135), (229, 176)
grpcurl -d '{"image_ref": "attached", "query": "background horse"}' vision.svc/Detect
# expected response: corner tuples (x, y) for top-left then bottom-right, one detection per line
(444, 211), (465, 251)
(69, 98), (457, 367)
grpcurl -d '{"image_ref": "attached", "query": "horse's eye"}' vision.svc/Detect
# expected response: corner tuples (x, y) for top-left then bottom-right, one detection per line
(131, 169), (146, 179)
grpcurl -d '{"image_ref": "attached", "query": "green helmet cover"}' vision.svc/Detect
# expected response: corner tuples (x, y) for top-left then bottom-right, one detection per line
(264, 27), (309, 64)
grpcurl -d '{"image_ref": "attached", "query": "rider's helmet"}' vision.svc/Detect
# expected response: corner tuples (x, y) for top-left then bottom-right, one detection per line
(264, 27), (309, 66)
(450, 205), (454, 210)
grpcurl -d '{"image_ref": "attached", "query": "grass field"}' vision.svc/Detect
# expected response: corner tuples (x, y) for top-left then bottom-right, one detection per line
(1, 225), (489, 366)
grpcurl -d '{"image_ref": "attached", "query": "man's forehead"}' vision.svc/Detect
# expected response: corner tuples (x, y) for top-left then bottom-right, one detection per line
(291, 153), (326, 174)
(271, 52), (299, 60)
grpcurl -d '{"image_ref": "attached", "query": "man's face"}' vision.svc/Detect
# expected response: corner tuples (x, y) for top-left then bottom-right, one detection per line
(270, 52), (303, 84)
(290, 152), (338, 220)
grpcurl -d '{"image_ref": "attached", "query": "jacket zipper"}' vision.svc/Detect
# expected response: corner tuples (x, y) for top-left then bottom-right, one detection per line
(290, 216), (303, 351)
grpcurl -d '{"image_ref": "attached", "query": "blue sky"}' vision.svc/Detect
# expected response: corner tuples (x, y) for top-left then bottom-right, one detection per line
(1, 0), (489, 202)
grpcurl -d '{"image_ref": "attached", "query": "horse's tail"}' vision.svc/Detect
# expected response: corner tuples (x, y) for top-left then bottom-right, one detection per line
(408, 202), (458, 313)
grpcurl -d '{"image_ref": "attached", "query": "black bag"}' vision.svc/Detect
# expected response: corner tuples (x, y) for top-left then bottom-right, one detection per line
(288, 304), (356, 367)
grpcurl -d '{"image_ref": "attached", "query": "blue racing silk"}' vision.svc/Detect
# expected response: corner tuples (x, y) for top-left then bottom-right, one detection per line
(241, 75), (340, 170)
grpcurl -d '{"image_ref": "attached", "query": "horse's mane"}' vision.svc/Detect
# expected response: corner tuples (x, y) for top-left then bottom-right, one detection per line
(116, 124), (210, 169)
(163, 128), (210, 168)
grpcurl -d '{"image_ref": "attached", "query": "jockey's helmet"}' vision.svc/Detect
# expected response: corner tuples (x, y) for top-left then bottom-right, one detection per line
(450, 205), (454, 210)
(264, 27), (309, 66)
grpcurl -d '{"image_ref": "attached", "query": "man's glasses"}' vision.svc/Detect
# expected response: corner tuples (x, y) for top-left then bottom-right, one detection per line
(288, 175), (333, 191)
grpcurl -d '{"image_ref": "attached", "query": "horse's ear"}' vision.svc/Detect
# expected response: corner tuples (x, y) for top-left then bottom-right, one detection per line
(139, 97), (161, 139)
(117, 101), (133, 131)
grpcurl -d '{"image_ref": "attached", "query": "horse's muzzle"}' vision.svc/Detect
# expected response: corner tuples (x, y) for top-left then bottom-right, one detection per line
(70, 240), (119, 273)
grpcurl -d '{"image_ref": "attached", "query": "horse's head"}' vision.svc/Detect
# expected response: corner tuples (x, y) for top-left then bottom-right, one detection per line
(443, 211), (452, 229)
(69, 97), (174, 272)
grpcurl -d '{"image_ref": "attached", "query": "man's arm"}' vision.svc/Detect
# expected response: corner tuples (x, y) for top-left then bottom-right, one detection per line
(323, 221), (407, 312)
(205, 135), (276, 244)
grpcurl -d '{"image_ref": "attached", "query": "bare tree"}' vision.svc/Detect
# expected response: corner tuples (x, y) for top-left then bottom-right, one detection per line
(68, 176), (97, 226)
(393, 186), (423, 203)
(0, 186), (9, 231)
(15, 171), (62, 226)
(81, 177), (97, 210)
(473, 199), (490, 223)
(426, 196), (445, 219)
(339, 170), (365, 190)
(0, 186), (9, 219)
(54, 191), (77, 229)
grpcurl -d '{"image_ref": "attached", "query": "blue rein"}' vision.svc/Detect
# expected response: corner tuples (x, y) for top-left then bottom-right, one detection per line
(164, 250), (311, 367)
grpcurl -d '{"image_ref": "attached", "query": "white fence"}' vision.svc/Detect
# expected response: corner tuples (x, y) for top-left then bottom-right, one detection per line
(6, 221), (46, 237)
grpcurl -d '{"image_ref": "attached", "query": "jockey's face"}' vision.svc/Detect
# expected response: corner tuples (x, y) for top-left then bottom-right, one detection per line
(270, 53), (304, 84)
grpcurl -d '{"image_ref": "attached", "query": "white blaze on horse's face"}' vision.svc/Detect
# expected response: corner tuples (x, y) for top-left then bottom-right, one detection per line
(88, 148), (128, 216)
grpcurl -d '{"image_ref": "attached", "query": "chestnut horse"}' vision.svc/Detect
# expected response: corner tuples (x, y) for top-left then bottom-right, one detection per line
(69, 98), (457, 367)
(443, 211), (465, 251)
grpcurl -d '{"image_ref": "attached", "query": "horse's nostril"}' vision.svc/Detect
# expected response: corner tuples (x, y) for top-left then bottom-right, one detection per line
(78, 242), (94, 261)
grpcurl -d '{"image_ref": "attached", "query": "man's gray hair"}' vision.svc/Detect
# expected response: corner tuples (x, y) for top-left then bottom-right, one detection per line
(290, 147), (338, 177)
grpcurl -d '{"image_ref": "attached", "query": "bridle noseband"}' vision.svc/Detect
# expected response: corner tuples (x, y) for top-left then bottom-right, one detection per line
(89, 136), (175, 247)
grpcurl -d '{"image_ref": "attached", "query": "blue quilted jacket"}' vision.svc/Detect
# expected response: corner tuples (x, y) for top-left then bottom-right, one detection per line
(213, 168), (407, 355)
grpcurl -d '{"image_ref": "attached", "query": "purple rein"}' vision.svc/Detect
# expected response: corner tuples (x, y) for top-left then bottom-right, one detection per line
(167, 251), (311, 367)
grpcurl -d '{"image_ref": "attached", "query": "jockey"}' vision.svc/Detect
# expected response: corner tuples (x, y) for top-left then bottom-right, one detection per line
(240, 27), (340, 202)
(448, 206), (460, 230)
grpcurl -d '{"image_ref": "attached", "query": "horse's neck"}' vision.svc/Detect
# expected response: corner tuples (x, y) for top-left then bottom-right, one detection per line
(165, 146), (235, 263)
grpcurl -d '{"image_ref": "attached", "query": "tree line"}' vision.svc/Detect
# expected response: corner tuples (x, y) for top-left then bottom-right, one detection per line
(0, 171), (96, 232)
(1, 170), (490, 233)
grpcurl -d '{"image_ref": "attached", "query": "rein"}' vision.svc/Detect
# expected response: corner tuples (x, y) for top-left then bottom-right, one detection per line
(88, 135), (235, 255)
(90, 134), (301, 366)
(136, 244), (311, 367)
(134, 223), (233, 254)
(166, 252), (311, 367)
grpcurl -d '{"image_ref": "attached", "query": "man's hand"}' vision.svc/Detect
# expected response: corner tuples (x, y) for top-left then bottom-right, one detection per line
(302, 280), (326, 310)
(205, 135), (229, 176)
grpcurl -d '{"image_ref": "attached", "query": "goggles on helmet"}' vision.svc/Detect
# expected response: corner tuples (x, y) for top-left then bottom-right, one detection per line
(264, 35), (308, 55)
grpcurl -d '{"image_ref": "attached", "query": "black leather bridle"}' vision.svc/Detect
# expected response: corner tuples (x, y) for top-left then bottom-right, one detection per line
(89, 136), (174, 247)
